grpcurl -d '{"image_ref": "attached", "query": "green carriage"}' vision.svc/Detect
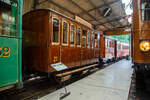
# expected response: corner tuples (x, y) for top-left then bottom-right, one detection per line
(0, 0), (23, 91)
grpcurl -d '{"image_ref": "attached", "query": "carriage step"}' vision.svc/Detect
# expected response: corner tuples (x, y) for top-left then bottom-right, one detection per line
(56, 64), (98, 77)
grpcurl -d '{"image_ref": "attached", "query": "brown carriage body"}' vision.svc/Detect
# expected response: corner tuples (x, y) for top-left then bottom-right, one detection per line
(132, 0), (150, 64)
(23, 9), (100, 73)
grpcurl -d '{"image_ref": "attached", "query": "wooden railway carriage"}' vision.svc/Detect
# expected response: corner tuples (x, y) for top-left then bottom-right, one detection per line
(132, 0), (150, 68)
(132, 0), (150, 85)
(23, 9), (100, 76)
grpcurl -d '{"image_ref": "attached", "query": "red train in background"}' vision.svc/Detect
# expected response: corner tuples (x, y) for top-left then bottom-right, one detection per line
(104, 37), (129, 63)
(105, 37), (116, 59)
(117, 42), (129, 58)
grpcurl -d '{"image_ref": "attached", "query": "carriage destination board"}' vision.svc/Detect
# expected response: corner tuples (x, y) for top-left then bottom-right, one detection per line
(51, 62), (68, 71)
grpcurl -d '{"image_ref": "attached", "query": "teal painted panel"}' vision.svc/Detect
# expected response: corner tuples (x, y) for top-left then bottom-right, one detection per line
(0, 37), (18, 87)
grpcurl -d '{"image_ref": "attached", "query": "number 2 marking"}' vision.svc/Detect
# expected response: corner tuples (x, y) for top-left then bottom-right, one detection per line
(3, 47), (10, 57)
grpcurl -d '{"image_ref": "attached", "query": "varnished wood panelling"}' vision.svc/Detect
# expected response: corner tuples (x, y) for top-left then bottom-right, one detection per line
(23, 9), (100, 73)
(132, 0), (150, 63)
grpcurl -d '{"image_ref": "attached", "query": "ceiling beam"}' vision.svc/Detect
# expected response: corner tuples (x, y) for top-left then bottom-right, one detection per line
(67, 0), (110, 29)
(38, 0), (48, 5)
(96, 16), (126, 26)
(87, 0), (111, 29)
(46, 0), (75, 15)
(68, 0), (98, 22)
(102, 0), (120, 27)
(79, 0), (120, 16)
(42, 0), (98, 27)
(104, 29), (130, 35)
(36, 0), (111, 29)
(104, 24), (131, 33)
(86, 0), (114, 28)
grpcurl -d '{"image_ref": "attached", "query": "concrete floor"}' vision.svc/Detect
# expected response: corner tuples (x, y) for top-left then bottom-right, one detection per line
(38, 60), (132, 100)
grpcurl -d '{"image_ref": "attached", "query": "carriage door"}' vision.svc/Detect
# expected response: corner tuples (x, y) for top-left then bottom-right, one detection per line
(50, 17), (61, 64)
(114, 40), (117, 59)
(61, 20), (69, 66)
(81, 29), (87, 65)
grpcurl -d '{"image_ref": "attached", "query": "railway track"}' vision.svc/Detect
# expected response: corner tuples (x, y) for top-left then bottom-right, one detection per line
(128, 70), (150, 100)
(0, 62), (118, 100)
(0, 77), (58, 100)
(0, 70), (96, 100)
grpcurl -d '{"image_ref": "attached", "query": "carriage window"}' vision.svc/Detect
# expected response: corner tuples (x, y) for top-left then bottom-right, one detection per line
(112, 41), (114, 48)
(120, 44), (122, 50)
(107, 40), (109, 48)
(117, 43), (120, 50)
(141, 0), (150, 21)
(95, 39), (97, 48)
(52, 18), (59, 43)
(105, 39), (107, 48)
(62, 22), (68, 44)
(0, 1), (18, 36)
(77, 27), (81, 45)
(70, 24), (75, 45)
(82, 37), (86, 48)
(87, 32), (90, 48)
(91, 33), (94, 48)
(109, 41), (112, 48)
(118, 43), (122, 50)
(95, 34), (98, 48)
(97, 34), (100, 48)
(82, 30), (87, 48)
(98, 40), (99, 48)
